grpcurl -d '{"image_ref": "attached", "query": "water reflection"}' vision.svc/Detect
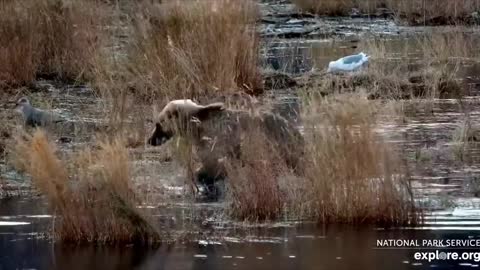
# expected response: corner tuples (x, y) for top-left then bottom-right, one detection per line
(3, 212), (480, 270)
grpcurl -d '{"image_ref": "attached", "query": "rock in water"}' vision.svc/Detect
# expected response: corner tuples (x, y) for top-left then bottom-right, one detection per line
(327, 52), (370, 73)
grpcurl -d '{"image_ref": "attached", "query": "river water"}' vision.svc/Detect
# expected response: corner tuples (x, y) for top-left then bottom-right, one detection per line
(2, 198), (480, 269)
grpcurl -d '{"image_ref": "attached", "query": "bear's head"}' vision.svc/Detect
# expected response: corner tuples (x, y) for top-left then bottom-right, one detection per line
(147, 99), (224, 146)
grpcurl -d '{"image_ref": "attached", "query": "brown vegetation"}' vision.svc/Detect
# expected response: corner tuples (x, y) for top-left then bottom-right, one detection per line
(362, 35), (465, 99)
(305, 34), (466, 100)
(220, 93), (422, 226)
(125, 0), (262, 100)
(225, 127), (289, 221)
(0, 0), (106, 89)
(13, 130), (159, 244)
(300, 93), (420, 225)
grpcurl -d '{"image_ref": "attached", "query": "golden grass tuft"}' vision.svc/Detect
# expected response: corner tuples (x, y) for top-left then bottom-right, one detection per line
(14, 130), (159, 244)
(300, 92), (420, 226)
(126, 0), (262, 100)
(219, 93), (421, 225)
(0, 0), (106, 88)
(225, 128), (288, 221)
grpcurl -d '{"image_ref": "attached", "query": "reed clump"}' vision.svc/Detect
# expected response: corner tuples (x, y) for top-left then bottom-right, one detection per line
(126, 0), (262, 100)
(300, 92), (420, 226)
(14, 130), (159, 244)
(0, 0), (106, 88)
(224, 127), (288, 221)
(332, 35), (465, 100)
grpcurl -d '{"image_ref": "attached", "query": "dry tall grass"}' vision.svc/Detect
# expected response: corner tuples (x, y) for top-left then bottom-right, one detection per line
(126, 0), (261, 100)
(300, 93), (420, 226)
(0, 0), (106, 88)
(225, 128), (288, 221)
(14, 130), (159, 244)
(221, 92), (421, 225)
(356, 34), (464, 99)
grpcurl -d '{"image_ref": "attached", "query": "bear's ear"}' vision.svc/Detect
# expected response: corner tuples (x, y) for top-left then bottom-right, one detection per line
(195, 102), (224, 121)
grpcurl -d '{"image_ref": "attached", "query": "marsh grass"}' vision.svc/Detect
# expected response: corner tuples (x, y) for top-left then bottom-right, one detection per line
(13, 130), (159, 244)
(305, 34), (464, 100)
(220, 93), (421, 225)
(451, 115), (480, 162)
(357, 34), (465, 100)
(0, 0), (106, 89)
(224, 127), (288, 221)
(126, 0), (261, 100)
(300, 93), (420, 226)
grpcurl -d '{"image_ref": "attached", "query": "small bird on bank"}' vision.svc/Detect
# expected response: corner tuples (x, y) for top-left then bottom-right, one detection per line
(14, 97), (63, 127)
(327, 52), (370, 73)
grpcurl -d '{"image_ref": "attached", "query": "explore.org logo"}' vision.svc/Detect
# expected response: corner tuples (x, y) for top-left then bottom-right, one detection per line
(413, 250), (480, 262)
(376, 239), (480, 263)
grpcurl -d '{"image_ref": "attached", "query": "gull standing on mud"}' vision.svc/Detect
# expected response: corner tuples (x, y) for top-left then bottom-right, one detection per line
(327, 52), (370, 73)
(14, 97), (63, 127)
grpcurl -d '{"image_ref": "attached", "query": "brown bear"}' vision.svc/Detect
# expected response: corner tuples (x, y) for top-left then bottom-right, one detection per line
(148, 99), (304, 199)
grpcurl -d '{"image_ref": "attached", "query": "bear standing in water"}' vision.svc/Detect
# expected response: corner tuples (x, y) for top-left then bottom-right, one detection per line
(148, 99), (304, 199)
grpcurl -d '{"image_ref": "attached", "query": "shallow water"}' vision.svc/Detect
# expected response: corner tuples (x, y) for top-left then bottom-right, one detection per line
(4, 198), (480, 269)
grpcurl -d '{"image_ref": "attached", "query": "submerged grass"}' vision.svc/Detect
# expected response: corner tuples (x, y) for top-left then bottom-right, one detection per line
(13, 130), (159, 244)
